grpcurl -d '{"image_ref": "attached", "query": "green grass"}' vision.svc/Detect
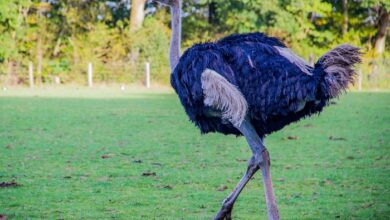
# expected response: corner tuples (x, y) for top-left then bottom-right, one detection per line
(0, 88), (389, 219)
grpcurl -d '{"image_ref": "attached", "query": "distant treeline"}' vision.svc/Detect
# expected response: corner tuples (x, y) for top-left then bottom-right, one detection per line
(0, 0), (389, 88)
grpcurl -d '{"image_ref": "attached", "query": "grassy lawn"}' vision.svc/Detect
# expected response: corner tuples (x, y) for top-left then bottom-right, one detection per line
(0, 88), (389, 219)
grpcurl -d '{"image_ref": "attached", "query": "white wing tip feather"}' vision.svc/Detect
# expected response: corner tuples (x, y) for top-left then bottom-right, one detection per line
(274, 46), (312, 75)
(201, 69), (248, 127)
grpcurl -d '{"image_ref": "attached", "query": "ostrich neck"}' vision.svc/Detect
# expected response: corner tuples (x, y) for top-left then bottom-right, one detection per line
(169, 3), (181, 71)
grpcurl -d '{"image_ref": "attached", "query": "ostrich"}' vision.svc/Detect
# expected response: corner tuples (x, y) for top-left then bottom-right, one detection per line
(153, 0), (362, 219)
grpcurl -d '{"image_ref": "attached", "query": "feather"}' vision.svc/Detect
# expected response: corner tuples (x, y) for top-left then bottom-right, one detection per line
(170, 32), (361, 137)
(201, 69), (248, 127)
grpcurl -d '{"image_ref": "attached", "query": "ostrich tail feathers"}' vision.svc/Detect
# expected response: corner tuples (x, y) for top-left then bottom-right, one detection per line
(315, 44), (362, 98)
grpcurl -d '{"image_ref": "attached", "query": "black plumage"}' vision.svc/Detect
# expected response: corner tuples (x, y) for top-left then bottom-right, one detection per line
(171, 32), (361, 137)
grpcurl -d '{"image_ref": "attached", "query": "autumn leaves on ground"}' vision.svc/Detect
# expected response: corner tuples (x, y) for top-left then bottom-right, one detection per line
(0, 88), (389, 219)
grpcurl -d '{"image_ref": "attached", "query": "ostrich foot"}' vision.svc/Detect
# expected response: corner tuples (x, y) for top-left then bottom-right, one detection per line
(214, 203), (232, 220)
(214, 156), (260, 220)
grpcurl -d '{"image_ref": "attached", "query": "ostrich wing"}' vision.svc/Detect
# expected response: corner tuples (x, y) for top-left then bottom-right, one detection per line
(201, 68), (248, 127)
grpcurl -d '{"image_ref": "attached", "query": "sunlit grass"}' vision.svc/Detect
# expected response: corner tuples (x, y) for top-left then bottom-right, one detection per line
(0, 89), (389, 219)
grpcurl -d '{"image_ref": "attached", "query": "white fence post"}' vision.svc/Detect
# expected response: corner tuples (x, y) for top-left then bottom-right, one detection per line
(145, 62), (150, 88)
(88, 62), (93, 87)
(29, 61), (34, 88)
(54, 76), (60, 84)
(358, 69), (362, 91)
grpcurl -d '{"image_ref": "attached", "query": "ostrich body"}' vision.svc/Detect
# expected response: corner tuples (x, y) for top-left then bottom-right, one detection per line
(155, 1), (361, 219)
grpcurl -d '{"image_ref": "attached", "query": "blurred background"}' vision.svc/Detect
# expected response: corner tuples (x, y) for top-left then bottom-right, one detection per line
(0, 0), (389, 89)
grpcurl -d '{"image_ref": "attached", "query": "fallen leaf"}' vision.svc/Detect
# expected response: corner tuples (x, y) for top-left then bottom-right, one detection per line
(152, 162), (162, 166)
(5, 144), (13, 149)
(142, 172), (156, 176)
(375, 156), (383, 160)
(163, 185), (173, 189)
(320, 179), (333, 186)
(361, 202), (375, 209)
(287, 136), (298, 140)
(101, 154), (111, 159)
(217, 185), (228, 191)
(0, 180), (20, 188)
(98, 176), (109, 182)
(329, 136), (346, 141)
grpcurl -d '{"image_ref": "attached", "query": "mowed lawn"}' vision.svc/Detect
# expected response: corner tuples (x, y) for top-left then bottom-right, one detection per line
(0, 88), (389, 219)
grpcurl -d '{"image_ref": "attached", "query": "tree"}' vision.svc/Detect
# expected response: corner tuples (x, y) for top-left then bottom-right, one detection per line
(373, 7), (389, 55)
(360, 0), (390, 56)
(342, 0), (349, 36)
(0, 0), (32, 84)
(130, 0), (146, 31)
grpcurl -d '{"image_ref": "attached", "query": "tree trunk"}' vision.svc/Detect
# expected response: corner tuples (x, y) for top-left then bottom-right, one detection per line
(341, 0), (348, 36)
(374, 8), (389, 56)
(130, 0), (146, 31)
(37, 35), (43, 85)
(36, 9), (44, 85)
(208, 1), (217, 24)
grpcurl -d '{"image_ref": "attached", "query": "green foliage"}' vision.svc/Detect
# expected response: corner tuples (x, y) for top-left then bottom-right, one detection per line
(361, 0), (390, 10)
(0, 0), (30, 61)
(0, 0), (388, 87)
(0, 90), (389, 218)
(129, 17), (171, 82)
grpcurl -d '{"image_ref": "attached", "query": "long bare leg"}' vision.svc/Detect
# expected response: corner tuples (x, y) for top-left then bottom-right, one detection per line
(200, 70), (279, 219)
(238, 119), (280, 220)
(214, 119), (279, 219)
(260, 149), (280, 220)
(214, 156), (260, 220)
